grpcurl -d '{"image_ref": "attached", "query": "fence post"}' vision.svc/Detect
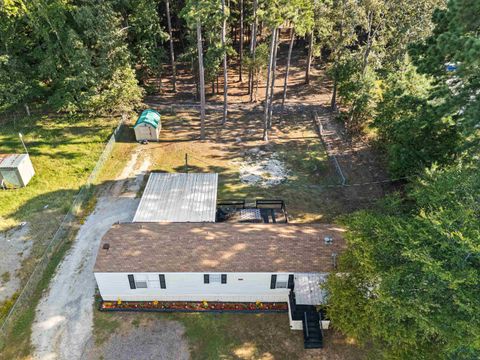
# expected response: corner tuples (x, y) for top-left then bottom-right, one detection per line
(314, 111), (347, 186)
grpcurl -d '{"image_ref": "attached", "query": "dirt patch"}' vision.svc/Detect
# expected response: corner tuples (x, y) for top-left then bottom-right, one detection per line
(0, 224), (32, 302)
(87, 318), (189, 360)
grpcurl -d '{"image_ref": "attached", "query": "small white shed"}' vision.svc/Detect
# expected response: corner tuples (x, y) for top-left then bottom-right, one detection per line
(133, 109), (161, 142)
(0, 154), (35, 188)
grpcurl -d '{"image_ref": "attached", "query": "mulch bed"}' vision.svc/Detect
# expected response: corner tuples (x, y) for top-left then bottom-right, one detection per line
(100, 300), (288, 313)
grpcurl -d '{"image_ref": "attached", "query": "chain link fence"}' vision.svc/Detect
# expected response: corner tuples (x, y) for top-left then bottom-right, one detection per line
(0, 105), (50, 126)
(0, 113), (127, 343)
(313, 111), (347, 186)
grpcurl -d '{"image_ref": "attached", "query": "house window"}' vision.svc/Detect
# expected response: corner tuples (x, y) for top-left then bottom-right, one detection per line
(210, 274), (221, 283)
(276, 275), (288, 288)
(134, 275), (148, 289)
(147, 274), (160, 288)
(204, 274), (227, 284)
(270, 274), (289, 289)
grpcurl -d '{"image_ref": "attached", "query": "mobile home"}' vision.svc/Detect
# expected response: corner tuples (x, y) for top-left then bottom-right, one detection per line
(94, 222), (345, 348)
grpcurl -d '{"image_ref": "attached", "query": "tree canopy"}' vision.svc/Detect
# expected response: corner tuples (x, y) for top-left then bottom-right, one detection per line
(327, 165), (480, 359)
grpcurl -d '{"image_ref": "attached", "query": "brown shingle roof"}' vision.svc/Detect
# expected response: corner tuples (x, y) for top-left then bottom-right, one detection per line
(94, 223), (346, 273)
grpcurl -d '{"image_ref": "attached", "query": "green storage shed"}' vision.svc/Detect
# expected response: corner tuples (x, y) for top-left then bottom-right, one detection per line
(134, 109), (161, 141)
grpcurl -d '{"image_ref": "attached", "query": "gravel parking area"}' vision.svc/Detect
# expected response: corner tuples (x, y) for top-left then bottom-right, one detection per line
(89, 320), (189, 360)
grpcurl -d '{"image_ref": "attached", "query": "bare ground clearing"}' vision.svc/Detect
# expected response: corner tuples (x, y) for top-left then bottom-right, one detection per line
(0, 225), (32, 303)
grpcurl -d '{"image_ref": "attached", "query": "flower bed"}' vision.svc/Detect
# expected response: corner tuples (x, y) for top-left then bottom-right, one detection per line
(100, 300), (288, 313)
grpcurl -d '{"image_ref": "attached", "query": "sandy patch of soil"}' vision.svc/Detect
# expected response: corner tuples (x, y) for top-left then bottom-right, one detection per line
(235, 147), (289, 187)
(0, 224), (32, 302)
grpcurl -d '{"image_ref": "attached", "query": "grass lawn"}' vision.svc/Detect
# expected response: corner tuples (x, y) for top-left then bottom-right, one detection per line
(0, 114), (118, 231)
(90, 109), (363, 358)
(0, 114), (118, 284)
(93, 310), (364, 360)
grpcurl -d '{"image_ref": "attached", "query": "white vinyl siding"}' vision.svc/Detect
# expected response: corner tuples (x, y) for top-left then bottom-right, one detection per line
(95, 272), (306, 302)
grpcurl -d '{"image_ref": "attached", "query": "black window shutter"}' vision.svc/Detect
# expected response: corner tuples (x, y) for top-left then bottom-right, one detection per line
(288, 274), (294, 289)
(159, 274), (166, 289)
(204, 274), (210, 284)
(270, 274), (277, 289)
(128, 274), (136, 289)
(221, 274), (227, 284)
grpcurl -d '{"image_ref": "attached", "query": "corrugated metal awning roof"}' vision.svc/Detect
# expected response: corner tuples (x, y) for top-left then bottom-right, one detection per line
(133, 173), (218, 223)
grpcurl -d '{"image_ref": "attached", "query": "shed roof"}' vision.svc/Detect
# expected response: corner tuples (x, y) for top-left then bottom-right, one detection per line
(132, 173), (218, 223)
(0, 154), (28, 169)
(134, 109), (160, 129)
(94, 223), (346, 273)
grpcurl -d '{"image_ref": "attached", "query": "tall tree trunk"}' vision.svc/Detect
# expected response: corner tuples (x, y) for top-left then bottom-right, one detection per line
(221, 0), (228, 124)
(255, 68), (259, 101)
(305, 32), (314, 85)
(196, 21), (206, 140)
(239, 0), (244, 82)
(348, 11), (374, 127)
(281, 27), (295, 112)
(248, 0), (258, 101)
(331, 4), (345, 111)
(268, 28), (279, 128)
(263, 28), (276, 141)
(165, 0), (176, 92)
(158, 65), (163, 94)
(331, 79), (338, 110)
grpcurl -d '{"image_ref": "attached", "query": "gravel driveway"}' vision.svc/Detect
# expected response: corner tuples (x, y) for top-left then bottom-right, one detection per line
(31, 197), (139, 360)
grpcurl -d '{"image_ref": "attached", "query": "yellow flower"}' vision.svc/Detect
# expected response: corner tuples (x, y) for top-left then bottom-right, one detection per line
(117, 298), (122, 305)
(153, 300), (159, 306)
